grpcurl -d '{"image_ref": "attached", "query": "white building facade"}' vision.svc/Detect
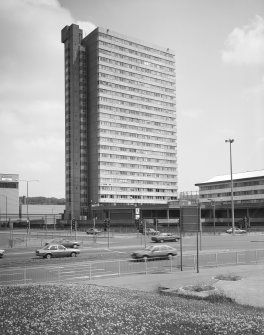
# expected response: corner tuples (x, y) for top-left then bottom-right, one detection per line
(196, 170), (264, 204)
(0, 173), (19, 222)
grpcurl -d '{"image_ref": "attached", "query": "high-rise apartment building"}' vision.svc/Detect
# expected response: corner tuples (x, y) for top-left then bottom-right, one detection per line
(61, 24), (177, 219)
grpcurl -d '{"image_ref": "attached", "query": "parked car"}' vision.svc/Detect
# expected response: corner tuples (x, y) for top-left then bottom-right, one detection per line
(45, 239), (80, 248)
(131, 245), (177, 260)
(36, 244), (80, 259)
(151, 233), (180, 243)
(86, 228), (102, 235)
(226, 228), (246, 234)
(145, 228), (160, 236)
(0, 249), (5, 258)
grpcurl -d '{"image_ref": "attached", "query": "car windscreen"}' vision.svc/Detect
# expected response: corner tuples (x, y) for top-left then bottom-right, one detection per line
(43, 245), (50, 250)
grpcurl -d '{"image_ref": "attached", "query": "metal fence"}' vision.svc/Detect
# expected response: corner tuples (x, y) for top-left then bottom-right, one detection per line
(1, 249), (264, 286)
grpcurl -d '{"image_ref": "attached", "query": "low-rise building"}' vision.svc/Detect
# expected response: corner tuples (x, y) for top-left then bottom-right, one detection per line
(0, 174), (19, 225)
(195, 170), (264, 230)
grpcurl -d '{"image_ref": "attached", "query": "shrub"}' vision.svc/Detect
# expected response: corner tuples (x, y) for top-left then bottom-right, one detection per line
(215, 273), (242, 281)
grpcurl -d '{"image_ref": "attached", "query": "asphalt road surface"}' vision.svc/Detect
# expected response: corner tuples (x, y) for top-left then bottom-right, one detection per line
(1, 231), (264, 269)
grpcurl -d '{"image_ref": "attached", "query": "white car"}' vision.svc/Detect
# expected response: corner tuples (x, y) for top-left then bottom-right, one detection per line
(226, 228), (246, 234)
(36, 244), (80, 259)
(0, 249), (5, 258)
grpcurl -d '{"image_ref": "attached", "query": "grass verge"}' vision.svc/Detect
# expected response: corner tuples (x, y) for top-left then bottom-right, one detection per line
(0, 283), (263, 335)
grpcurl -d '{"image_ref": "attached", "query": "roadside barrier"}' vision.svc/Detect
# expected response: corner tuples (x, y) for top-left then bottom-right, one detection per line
(0, 249), (264, 286)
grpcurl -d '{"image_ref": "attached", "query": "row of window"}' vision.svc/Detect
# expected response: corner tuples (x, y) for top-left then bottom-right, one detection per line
(100, 186), (176, 192)
(99, 112), (174, 130)
(99, 145), (176, 157)
(0, 182), (18, 189)
(99, 48), (174, 72)
(99, 33), (174, 60)
(100, 161), (176, 172)
(200, 189), (264, 198)
(98, 96), (175, 114)
(200, 179), (264, 191)
(100, 194), (173, 201)
(99, 129), (176, 144)
(100, 136), (176, 151)
(99, 169), (176, 180)
(99, 88), (175, 108)
(99, 56), (175, 80)
(99, 65), (175, 87)
(98, 80), (175, 101)
(99, 153), (176, 164)
(99, 121), (176, 137)
(98, 72), (175, 94)
(99, 104), (175, 122)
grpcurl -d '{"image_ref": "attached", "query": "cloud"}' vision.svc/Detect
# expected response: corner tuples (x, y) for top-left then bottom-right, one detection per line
(0, 0), (95, 197)
(222, 15), (264, 64)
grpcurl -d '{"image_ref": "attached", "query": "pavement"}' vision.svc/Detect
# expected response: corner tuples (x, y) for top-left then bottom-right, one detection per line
(88, 263), (264, 308)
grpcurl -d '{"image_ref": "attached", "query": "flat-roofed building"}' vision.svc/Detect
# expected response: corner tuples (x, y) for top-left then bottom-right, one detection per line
(0, 173), (19, 223)
(195, 170), (264, 230)
(195, 170), (264, 205)
(61, 24), (177, 220)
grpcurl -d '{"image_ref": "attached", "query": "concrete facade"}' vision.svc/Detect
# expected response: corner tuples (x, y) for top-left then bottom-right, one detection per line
(61, 24), (177, 220)
(195, 170), (264, 205)
(0, 173), (19, 221)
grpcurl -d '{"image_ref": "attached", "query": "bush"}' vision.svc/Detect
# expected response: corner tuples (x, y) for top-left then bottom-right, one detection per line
(215, 273), (242, 281)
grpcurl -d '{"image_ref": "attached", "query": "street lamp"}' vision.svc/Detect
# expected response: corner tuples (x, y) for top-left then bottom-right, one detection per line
(225, 139), (235, 234)
(20, 179), (39, 232)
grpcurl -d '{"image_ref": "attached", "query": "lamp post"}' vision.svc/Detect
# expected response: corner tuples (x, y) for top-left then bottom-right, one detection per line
(225, 139), (235, 234)
(20, 179), (39, 233)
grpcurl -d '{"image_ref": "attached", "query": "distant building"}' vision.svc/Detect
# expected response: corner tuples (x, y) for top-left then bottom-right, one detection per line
(61, 24), (177, 220)
(0, 173), (19, 222)
(20, 204), (65, 225)
(195, 170), (264, 204)
(195, 170), (264, 229)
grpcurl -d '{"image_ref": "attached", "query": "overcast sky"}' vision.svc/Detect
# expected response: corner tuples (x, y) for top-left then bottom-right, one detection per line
(0, 0), (263, 198)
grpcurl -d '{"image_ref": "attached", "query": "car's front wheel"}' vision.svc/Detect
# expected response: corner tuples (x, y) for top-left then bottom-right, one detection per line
(70, 252), (77, 257)
(168, 254), (173, 259)
(160, 239), (164, 243)
(45, 254), (52, 259)
(142, 255), (149, 261)
(73, 244), (77, 249)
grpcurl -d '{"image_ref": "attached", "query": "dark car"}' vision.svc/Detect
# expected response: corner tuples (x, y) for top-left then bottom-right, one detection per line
(45, 239), (80, 249)
(151, 233), (180, 243)
(36, 244), (80, 259)
(86, 228), (102, 235)
(131, 245), (177, 260)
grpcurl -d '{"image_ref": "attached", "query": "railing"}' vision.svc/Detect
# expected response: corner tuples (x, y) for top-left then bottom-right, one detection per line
(0, 249), (263, 286)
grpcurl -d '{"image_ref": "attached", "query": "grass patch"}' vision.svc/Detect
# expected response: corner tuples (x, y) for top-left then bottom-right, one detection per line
(0, 284), (263, 334)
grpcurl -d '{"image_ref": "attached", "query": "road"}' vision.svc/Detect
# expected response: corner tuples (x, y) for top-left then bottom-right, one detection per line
(1, 232), (264, 286)
(1, 231), (264, 269)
